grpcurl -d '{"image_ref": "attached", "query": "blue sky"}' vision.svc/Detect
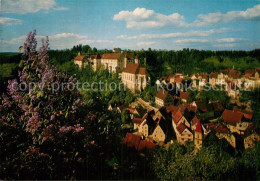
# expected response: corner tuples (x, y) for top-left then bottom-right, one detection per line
(0, 0), (260, 52)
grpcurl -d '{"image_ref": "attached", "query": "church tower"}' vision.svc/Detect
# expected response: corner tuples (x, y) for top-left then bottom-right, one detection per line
(194, 119), (203, 151)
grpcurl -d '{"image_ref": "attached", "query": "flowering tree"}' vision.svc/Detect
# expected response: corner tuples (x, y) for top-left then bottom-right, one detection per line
(0, 30), (98, 179)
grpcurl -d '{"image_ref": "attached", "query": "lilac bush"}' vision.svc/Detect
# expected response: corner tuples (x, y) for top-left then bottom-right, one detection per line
(0, 30), (98, 179)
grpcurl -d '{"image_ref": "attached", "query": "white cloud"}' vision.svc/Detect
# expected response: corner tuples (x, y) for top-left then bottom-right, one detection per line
(191, 4), (260, 27)
(1, 0), (69, 14)
(175, 39), (209, 44)
(53, 7), (69, 11)
(137, 41), (155, 46)
(213, 43), (238, 48)
(0, 17), (22, 25)
(216, 38), (247, 43)
(114, 5), (260, 29)
(0, 33), (114, 50)
(49, 33), (87, 40)
(76, 39), (113, 44)
(116, 35), (138, 40)
(117, 28), (231, 40)
(113, 7), (186, 29)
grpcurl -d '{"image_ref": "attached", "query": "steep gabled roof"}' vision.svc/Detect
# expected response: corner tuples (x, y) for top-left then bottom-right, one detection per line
(192, 116), (200, 126)
(117, 104), (130, 112)
(222, 109), (243, 125)
(176, 123), (186, 134)
(172, 110), (183, 124)
(123, 63), (148, 75)
(215, 124), (229, 134)
(180, 91), (190, 100)
(233, 107), (253, 120)
(209, 72), (218, 78)
(124, 133), (141, 150)
(156, 89), (169, 100)
(175, 77), (183, 83)
(74, 54), (88, 61)
(133, 118), (145, 125)
(138, 140), (155, 151)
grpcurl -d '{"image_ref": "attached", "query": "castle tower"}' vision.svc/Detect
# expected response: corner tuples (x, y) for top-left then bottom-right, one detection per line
(135, 55), (139, 64)
(194, 119), (203, 150)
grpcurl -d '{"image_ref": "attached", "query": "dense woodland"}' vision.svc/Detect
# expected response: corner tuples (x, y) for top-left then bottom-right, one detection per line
(0, 41), (260, 180)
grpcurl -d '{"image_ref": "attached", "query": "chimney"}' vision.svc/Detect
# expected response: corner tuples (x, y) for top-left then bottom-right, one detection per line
(78, 51), (81, 56)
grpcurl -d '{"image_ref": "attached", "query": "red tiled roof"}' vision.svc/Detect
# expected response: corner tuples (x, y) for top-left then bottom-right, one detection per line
(245, 73), (253, 78)
(176, 123), (186, 134)
(222, 109), (243, 125)
(195, 119), (202, 133)
(209, 72), (218, 78)
(128, 108), (136, 114)
(180, 92), (190, 100)
(233, 107), (253, 120)
(74, 55), (88, 61)
(137, 140), (155, 151)
(215, 124), (229, 134)
(123, 63), (148, 75)
(156, 89), (168, 100)
(101, 53), (121, 59)
(187, 104), (197, 113)
(166, 104), (177, 113)
(229, 69), (241, 79)
(133, 118), (144, 125)
(192, 116), (200, 126)
(172, 110), (183, 124)
(175, 77), (183, 82)
(124, 133), (141, 150)
(139, 67), (147, 75)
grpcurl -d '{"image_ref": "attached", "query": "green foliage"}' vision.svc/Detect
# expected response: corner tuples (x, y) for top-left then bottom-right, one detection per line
(0, 63), (18, 81)
(121, 109), (131, 124)
(141, 85), (157, 102)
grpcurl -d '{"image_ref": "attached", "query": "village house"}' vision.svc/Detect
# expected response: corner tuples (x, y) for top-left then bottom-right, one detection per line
(135, 110), (168, 143)
(73, 52), (89, 68)
(180, 91), (190, 103)
(151, 119), (167, 143)
(123, 132), (155, 151)
(191, 73), (208, 88)
(244, 133), (260, 149)
(176, 123), (193, 145)
(243, 69), (260, 89)
(133, 117), (145, 130)
(221, 109), (250, 135)
(209, 72), (218, 86)
(121, 56), (149, 92)
(155, 90), (174, 107)
(215, 123), (236, 148)
(233, 107), (253, 121)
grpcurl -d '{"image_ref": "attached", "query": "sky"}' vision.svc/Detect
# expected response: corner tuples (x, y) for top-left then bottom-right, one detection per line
(0, 0), (260, 52)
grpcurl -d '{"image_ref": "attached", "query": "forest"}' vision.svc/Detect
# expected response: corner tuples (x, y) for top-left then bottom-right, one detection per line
(0, 37), (260, 180)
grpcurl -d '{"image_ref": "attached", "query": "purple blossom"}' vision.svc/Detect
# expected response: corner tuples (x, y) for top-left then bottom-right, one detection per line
(50, 115), (55, 121)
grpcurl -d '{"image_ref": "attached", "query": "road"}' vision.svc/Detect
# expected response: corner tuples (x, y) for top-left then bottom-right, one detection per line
(137, 98), (158, 112)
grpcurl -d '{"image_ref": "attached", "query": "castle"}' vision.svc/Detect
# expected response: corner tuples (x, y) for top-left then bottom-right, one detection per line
(74, 52), (149, 91)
